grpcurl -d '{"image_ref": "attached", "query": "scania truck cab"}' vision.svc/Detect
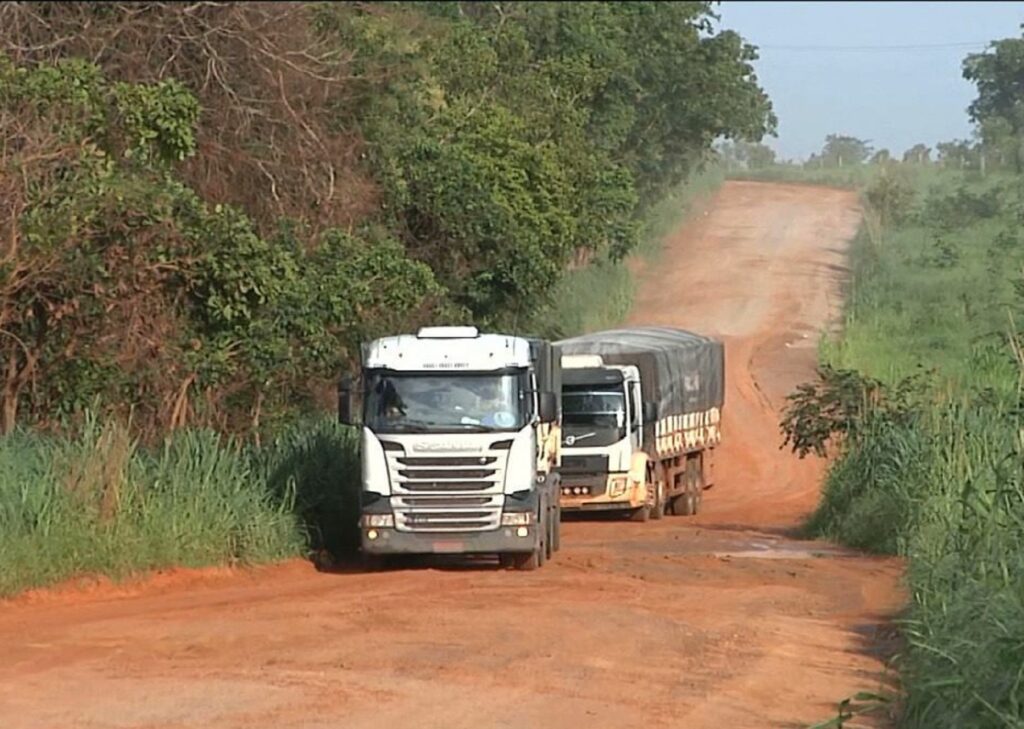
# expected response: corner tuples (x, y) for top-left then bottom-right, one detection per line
(339, 326), (562, 570)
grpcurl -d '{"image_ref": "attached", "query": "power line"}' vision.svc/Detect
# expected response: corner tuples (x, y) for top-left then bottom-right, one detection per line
(759, 40), (992, 52)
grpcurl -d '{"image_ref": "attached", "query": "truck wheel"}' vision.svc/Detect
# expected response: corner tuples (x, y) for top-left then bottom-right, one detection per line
(671, 493), (695, 516)
(650, 481), (666, 520)
(545, 515), (554, 561)
(361, 553), (389, 571)
(629, 505), (650, 522)
(508, 546), (541, 571)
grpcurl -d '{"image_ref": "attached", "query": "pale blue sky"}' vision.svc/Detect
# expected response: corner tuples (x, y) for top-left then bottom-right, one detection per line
(715, 1), (1024, 160)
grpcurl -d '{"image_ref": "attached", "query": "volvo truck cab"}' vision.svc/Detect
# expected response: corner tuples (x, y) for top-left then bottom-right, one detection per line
(559, 354), (659, 518)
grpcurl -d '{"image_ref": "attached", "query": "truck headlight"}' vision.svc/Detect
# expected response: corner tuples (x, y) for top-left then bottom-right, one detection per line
(500, 512), (535, 526)
(609, 476), (629, 497)
(361, 514), (394, 528)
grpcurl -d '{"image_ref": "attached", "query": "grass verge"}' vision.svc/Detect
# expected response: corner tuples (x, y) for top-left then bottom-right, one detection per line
(0, 417), (359, 597)
(796, 165), (1024, 728)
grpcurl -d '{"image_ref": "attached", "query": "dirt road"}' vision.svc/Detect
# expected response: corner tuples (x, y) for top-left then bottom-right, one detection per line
(0, 181), (904, 729)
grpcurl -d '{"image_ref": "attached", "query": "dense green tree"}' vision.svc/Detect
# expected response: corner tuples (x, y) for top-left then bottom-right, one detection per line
(903, 143), (932, 165)
(871, 149), (892, 164)
(964, 33), (1024, 171)
(820, 134), (873, 167)
(0, 57), (439, 434)
(936, 140), (976, 169)
(0, 2), (775, 434)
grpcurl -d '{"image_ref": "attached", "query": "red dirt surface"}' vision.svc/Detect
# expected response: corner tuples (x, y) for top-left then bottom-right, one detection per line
(0, 181), (905, 729)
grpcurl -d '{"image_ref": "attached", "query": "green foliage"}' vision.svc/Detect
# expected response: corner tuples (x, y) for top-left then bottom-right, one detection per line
(818, 134), (873, 167)
(780, 365), (924, 459)
(1, 2), (774, 433)
(902, 143), (932, 165)
(864, 166), (916, 227)
(1, 55), (440, 434)
(0, 415), (363, 596)
(0, 418), (301, 595)
(918, 180), (1005, 230)
(318, 1), (772, 324)
(537, 166), (724, 340)
(801, 160), (1024, 727)
(964, 34), (1024, 170)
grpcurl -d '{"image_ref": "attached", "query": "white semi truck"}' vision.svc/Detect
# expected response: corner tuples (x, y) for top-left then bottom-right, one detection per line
(555, 327), (724, 520)
(338, 326), (562, 570)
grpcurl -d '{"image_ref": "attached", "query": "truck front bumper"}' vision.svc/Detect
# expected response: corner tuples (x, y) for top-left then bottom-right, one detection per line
(560, 480), (647, 512)
(361, 525), (539, 556)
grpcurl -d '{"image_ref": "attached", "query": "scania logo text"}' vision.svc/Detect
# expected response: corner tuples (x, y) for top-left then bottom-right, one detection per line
(411, 442), (482, 453)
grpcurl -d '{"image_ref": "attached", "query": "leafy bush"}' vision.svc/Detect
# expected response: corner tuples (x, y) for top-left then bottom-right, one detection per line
(865, 167), (916, 227)
(805, 395), (1024, 727)
(919, 182), (1003, 230)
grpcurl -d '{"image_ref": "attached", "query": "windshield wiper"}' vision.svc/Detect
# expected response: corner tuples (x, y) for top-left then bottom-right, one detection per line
(384, 421), (435, 433)
(445, 422), (492, 432)
(563, 431), (597, 446)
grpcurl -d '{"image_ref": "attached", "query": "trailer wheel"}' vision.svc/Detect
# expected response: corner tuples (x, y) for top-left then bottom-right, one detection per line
(670, 488), (698, 516)
(551, 505), (562, 552)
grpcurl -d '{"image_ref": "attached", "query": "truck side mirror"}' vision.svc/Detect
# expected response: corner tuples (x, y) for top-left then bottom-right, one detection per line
(537, 391), (558, 423)
(643, 400), (658, 423)
(338, 375), (355, 425)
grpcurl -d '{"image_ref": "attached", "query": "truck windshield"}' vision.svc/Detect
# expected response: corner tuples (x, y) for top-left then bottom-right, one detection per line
(364, 371), (529, 434)
(562, 385), (626, 447)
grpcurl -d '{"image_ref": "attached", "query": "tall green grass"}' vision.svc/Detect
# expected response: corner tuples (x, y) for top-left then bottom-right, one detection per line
(806, 167), (1024, 727)
(811, 401), (1024, 728)
(0, 417), (359, 597)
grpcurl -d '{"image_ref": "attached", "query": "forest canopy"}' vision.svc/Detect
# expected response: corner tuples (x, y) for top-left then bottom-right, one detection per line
(0, 1), (774, 435)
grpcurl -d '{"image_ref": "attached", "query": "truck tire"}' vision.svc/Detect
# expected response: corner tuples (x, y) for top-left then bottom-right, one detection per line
(507, 545), (542, 571)
(551, 505), (562, 552)
(545, 514), (554, 561)
(503, 524), (545, 570)
(629, 504), (650, 522)
(360, 553), (389, 572)
(650, 481), (666, 520)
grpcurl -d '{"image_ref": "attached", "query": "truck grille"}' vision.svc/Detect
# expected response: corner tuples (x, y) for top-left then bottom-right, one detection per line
(398, 456), (497, 467)
(398, 468), (496, 480)
(561, 454), (609, 475)
(388, 450), (506, 532)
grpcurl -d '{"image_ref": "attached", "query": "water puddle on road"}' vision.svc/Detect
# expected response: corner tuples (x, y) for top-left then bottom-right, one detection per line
(709, 538), (850, 560)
